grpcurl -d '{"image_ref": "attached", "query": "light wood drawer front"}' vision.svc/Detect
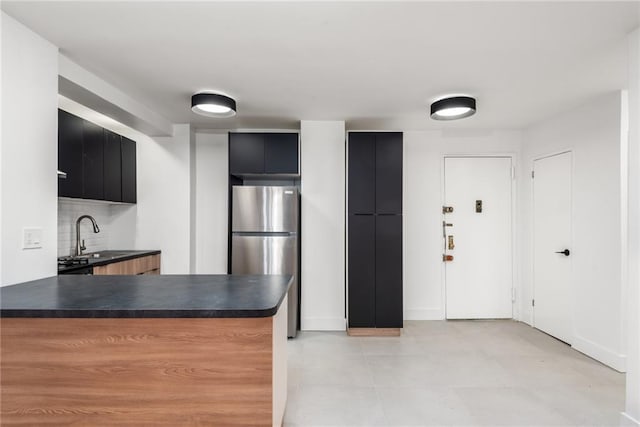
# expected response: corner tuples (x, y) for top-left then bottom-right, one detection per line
(93, 254), (161, 275)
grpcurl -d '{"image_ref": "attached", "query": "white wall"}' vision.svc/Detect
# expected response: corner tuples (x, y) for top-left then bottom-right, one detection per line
(110, 124), (195, 274)
(623, 27), (640, 427)
(194, 132), (228, 274)
(520, 91), (626, 371)
(300, 121), (346, 331)
(403, 130), (521, 320)
(1, 12), (58, 286)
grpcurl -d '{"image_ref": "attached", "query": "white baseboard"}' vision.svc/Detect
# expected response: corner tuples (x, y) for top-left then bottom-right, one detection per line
(404, 308), (444, 320)
(301, 317), (346, 331)
(572, 335), (626, 372)
(621, 412), (640, 426)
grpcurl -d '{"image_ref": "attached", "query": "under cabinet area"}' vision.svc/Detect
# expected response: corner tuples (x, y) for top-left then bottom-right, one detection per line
(93, 254), (160, 275)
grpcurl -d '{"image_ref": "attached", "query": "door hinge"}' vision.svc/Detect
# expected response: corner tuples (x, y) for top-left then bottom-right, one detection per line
(532, 299), (535, 307)
(531, 170), (535, 179)
(511, 288), (516, 302)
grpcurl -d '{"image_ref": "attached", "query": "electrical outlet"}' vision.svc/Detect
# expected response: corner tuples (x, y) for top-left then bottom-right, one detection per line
(23, 227), (43, 249)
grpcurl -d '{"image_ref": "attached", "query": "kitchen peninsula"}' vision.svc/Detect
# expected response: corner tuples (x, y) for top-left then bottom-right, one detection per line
(1, 274), (290, 426)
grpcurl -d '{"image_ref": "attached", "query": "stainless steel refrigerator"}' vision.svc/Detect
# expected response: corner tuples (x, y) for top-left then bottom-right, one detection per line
(231, 186), (299, 338)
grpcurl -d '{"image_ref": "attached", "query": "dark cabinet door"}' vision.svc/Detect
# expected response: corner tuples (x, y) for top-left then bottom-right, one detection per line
(375, 132), (403, 214)
(82, 120), (104, 200)
(348, 215), (376, 327)
(58, 110), (84, 198)
(121, 137), (137, 203)
(104, 130), (122, 202)
(375, 215), (403, 328)
(348, 133), (376, 214)
(229, 133), (265, 174)
(264, 133), (298, 174)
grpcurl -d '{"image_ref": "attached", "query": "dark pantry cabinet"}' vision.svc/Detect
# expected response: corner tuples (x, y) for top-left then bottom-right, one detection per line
(229, 132), (299, 176)
(58, 110), (136, 203)
(348, 132), (403, 331)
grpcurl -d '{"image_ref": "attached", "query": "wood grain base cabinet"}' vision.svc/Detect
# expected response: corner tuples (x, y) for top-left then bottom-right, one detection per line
(0, 298), (287, 426)
(93, 254), (160, 275)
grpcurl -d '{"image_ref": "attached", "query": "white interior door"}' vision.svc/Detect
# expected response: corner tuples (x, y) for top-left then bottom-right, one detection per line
(533, 151), (572, 344)
(444, 157), (513, 319)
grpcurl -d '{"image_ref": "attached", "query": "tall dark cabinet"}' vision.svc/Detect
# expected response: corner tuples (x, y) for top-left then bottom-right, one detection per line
(348, 132), (403, 333)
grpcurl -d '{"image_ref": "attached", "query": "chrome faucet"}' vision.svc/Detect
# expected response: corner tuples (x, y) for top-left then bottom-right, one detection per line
(76, 215), (100, 256)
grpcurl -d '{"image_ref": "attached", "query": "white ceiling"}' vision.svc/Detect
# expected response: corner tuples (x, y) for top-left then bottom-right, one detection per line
(3, 1), (639, 131)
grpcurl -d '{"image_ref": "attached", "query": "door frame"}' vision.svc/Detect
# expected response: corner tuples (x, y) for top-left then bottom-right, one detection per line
(440, 153), (518, 320)
(530, 149), (574, 340)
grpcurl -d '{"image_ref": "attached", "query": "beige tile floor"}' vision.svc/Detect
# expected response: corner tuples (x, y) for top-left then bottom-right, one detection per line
(284, 320), (625, 426)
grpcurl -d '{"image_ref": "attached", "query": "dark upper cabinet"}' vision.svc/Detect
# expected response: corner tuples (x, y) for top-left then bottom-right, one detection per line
(121, 137), (137, 203)
(104, 130), (122, 202)
(348, 133), (376, 214)
(229, 133), (264, 175)
(348, 215), (376, 328)
(58, 109), (136, 203)
(375, 132), (403, 214)
(58, 110), (84, 198)
(82, 120), (104, 201)
(375, 215), (403, 328)
(348, 132), (402, 214)
(229, 132), (299, 176)
(264, 133), (298, 174)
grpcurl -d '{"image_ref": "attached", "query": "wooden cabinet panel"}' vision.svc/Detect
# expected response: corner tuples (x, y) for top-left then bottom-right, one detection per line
(104, 130), (122, 202)
(1, 315), (280, 425)
(348, 133), (376, 214)
(58, 110), (84, 198)
(93, 254), (160, 276)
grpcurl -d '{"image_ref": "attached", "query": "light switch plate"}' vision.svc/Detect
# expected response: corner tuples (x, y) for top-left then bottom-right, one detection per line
(23, 227), (43, 249)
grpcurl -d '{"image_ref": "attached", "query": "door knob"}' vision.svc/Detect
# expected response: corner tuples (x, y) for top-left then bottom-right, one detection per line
(554, 249), (570, 256)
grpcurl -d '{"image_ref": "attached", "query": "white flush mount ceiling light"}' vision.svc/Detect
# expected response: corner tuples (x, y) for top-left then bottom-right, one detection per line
(430, 96), (476, 121)
(191, 92), (237, 118)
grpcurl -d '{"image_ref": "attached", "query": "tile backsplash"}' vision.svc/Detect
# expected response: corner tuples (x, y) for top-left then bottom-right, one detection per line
(58, 199), (111, 257)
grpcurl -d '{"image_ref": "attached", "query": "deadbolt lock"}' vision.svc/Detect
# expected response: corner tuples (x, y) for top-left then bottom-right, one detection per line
(442, 206), (454, 214)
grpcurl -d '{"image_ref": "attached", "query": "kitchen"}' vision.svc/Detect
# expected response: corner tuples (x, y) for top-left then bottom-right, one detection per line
(1, 2), (640, 426)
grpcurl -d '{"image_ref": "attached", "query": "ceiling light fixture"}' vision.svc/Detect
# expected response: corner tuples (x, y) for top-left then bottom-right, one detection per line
(191, 93), (237, 118)
(430, 96), (476, 121)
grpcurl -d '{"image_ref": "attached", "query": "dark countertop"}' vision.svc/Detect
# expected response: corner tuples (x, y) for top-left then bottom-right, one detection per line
(0, 274), (292, 318)
(58, 250), (161, 274)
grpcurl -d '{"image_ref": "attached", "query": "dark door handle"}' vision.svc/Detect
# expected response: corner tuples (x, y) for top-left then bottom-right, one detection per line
(555, 249), (570, 256)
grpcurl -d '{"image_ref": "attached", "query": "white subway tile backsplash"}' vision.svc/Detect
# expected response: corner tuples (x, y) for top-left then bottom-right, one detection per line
(58, 199), (112, 257)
